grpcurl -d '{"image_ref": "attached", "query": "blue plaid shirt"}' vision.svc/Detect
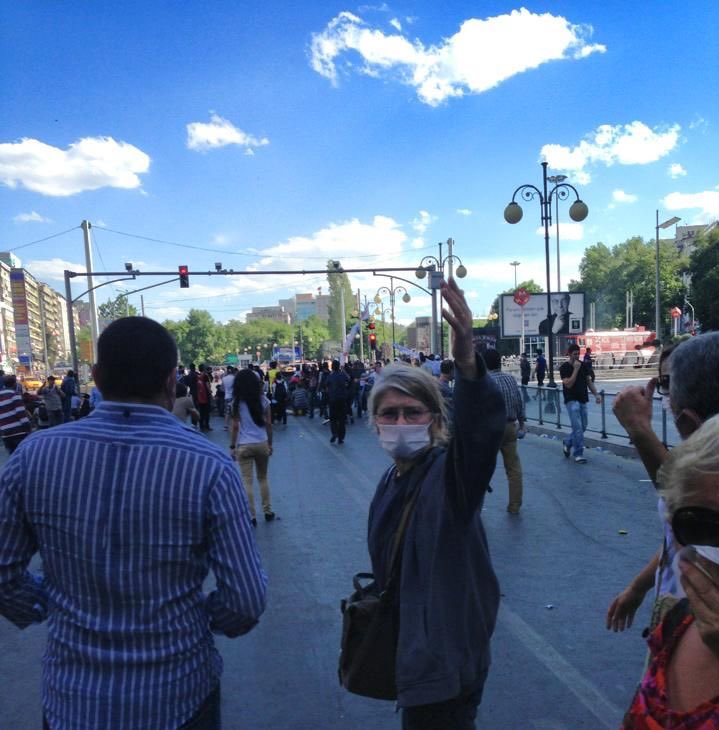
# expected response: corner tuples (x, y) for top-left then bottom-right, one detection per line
(0, 402), (267, 729)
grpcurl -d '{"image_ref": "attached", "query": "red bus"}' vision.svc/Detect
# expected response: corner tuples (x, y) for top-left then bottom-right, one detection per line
(565, 326), (657, 367)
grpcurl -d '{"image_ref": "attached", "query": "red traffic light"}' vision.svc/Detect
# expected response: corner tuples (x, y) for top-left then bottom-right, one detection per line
(368, 322), (375, 330)
(178, 265), (190, 288)
(369, 333), (377, 350)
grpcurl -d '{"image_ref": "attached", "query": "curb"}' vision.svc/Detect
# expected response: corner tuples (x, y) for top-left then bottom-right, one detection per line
(524, 423), (638, 460)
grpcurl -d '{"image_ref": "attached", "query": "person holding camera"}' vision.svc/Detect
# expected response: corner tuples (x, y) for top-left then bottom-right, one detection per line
(37, 375), (64, 427)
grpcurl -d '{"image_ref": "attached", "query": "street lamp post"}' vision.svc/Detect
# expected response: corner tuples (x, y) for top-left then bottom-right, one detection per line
(510, 260), (520, 289)
(655, 211), (681, 342)
(374, 277), (410, 360)
(415, 240), (467, 358)
(547, 174), (567, 290)
(504, 161), (589, 395)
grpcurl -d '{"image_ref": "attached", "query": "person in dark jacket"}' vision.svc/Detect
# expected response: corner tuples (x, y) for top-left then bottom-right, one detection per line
(366, 277), (505, 729)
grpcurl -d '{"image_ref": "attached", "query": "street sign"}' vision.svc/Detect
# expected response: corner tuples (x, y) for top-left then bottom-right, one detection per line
(670, 307), (682, 319)
(513, 287), (530, 306)
(224, 353), (239, 365)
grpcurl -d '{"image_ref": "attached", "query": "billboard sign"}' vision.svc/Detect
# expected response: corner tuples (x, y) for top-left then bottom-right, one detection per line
(501, 292), (585, 338)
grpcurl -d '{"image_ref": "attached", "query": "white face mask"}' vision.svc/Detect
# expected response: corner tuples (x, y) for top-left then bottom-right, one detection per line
(377, 424), (432, 460)
(672, 545), (719, 598)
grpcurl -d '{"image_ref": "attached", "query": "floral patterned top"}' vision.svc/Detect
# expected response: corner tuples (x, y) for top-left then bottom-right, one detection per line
(622, 600), (719, 729)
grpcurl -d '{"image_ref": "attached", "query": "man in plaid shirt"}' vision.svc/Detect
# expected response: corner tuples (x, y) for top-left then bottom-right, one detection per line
(483, 349), (526, 515)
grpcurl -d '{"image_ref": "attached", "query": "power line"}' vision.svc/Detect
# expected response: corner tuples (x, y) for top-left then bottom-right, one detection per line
(94, 225), (437, 261)
(7, 226), (80, 252)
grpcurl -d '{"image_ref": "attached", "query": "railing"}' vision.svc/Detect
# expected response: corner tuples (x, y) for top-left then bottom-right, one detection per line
(520, 383), (677, 448)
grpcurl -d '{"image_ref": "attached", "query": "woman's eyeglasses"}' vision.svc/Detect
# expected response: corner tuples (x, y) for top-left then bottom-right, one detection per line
(672, 506), (719, 547)
(375, 407), (433, 424)
(655, 374), (670, 396)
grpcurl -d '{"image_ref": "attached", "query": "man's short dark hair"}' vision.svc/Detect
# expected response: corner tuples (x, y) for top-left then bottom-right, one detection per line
(4, 374), (17, 388)
(483, 349), (501, 370)
(440, 359), (454, 376)
(95, 317), (177, 400)
(567, 344), (580, 354)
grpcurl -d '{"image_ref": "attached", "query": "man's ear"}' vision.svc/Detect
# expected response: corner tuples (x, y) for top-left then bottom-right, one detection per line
(675, 408), (703, 439)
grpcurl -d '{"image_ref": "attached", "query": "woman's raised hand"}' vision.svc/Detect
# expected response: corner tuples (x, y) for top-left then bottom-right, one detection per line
(441, 277), (476, 379)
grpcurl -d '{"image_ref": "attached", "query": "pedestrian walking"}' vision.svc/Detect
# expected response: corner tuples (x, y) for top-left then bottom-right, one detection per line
(230, 368), (276, 525)
(519, 352), (531, 403)
(327, 360), (350, 444)
(484, 348), (526, 515)
(363, 277), (505, 728)
(60, 369), (78, 423)
(0, 316), (267, 729)
(560, 343), (601, 463)
(532, 349), (546, 395)
(0, 375), (32, 453)
(196, 364), (213, 431)
(37, 375), (64, 427)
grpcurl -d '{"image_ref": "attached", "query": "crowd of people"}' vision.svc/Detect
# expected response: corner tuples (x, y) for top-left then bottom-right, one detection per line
(1, 282), (719, 727)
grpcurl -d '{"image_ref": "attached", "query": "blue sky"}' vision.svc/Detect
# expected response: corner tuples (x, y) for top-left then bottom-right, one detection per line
(1, 2), (718, 326)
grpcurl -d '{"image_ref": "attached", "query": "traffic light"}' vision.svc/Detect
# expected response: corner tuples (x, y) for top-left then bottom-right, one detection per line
(369, 333), (377, 350)
(178, 265), (189, 288)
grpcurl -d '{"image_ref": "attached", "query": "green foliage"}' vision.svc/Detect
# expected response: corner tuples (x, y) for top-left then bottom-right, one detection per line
(490, 279), (544, 315)
(327, 260), (355, 341)
(571, 236), (688, 335)
(98, 295), (138, 321)
(688, 227), (719, 331)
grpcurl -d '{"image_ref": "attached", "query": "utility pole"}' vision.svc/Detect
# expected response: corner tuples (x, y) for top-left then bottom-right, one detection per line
(81, 220), (99, 362)
(357, 289), (364, 363)
(140, 295), (146, 316)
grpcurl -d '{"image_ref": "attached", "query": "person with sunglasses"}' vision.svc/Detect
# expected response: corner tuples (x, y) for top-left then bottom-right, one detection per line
(607, 345), (678, 634)
(364, 277), (505, 730)
(622, 414), (719, 727)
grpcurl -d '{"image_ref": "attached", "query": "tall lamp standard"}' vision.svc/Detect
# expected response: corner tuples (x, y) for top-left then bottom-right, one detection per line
(655, 212), (681, 342)
(547, 174), (568, 290)
(374, 277), (411, 360)
(510, 260), (520, 289)
(503, 161), (588, 392)
(415, 241), (467, 357)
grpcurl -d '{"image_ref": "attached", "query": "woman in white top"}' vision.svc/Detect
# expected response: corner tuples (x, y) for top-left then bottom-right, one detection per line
(230, 368), (275, 526)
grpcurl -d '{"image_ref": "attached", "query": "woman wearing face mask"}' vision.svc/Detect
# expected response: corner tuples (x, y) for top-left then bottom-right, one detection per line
(365, 277), (505, 730)
(622, 413), (719, 727)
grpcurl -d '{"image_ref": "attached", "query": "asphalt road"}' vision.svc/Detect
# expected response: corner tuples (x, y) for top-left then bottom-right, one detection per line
(0, 410), (662, 729)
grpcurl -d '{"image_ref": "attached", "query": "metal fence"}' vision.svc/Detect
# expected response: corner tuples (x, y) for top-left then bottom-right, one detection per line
(520, 383), (678, 448)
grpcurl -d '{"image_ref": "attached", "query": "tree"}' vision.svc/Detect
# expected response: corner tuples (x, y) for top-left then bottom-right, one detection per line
(163, 310), (222, 365)
(687, 227), (719, 331)
(570, 236), (688, 335)
(326, 260), (355, 342)
(98, 295), (138, 321)
(489, 279), (544, 317)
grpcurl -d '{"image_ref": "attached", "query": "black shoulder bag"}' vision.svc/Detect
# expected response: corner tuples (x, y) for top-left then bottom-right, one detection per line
(338, 483), (421, 701)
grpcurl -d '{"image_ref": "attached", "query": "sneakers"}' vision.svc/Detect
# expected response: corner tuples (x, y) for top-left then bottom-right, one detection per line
(330, 436), (336, 443)
(507, 505), (520, 515)
(562, 443), (571, 459)
(264, 512), (276, 522)
(574, 455), (587, 464)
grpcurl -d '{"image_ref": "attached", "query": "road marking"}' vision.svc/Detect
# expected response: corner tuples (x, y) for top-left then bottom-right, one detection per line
(499, 604), (624, 729)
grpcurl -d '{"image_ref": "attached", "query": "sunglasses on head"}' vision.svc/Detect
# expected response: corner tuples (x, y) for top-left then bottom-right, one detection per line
(672, 506), (719, 548)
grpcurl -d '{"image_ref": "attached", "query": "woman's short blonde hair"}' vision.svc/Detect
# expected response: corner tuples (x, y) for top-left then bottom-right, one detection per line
(658, 413), (719, 517)
(367, 361), (449, 445)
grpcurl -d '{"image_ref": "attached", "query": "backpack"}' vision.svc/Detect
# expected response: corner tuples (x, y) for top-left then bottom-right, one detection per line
(274, 380), (287, 403)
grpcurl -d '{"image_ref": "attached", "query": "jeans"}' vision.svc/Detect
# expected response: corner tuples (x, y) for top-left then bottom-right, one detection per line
(563, 399), (588, 456)
(329, 400), (346, 441)
(401, 676), (487, 730)
(44, 685), (221, 729)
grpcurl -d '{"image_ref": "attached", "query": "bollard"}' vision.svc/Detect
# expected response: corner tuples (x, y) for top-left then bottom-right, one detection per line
(600, 389), (608, 439)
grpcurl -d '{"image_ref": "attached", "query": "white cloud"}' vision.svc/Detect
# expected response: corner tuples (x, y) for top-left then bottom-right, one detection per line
(411, 237), (425, 249)
(612, 189), (638, 204)
(0, 136), (150, 197)
(186, 114), (270, 152)
(389, 18), (402, 31)
(310, 9), (605, 106)
(541, 121), (680, 183)
(27, 258), (86, 282)
(663, 189), (719, 221)
(411, 209), (436, 235)
(456, 208), (472, 216)
(13, 211), (52, 223)
(668, 163), (687, 178)
(534, 222), (585, 241)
